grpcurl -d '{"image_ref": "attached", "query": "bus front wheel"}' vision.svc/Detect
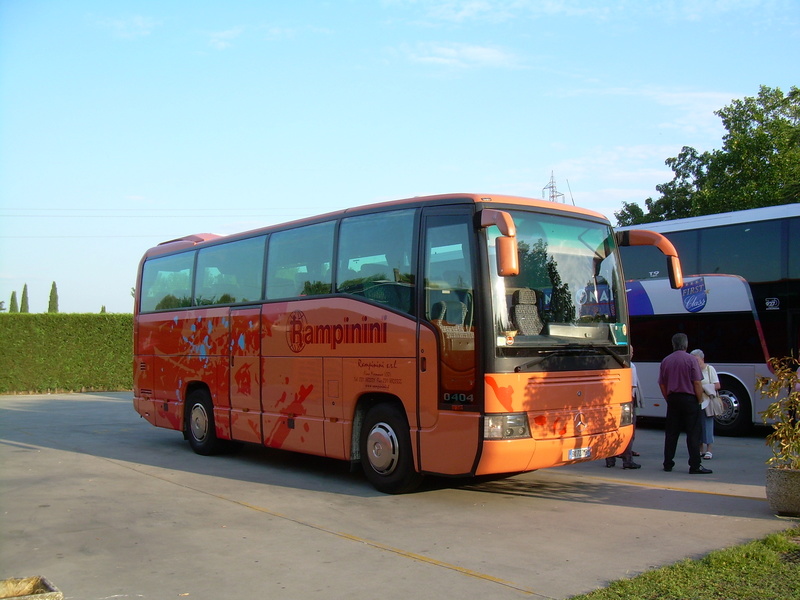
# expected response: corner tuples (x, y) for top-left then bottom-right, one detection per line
(360, 403), (423, 494)
(186, 389), (225, 455)
(714, 378), (752, 437)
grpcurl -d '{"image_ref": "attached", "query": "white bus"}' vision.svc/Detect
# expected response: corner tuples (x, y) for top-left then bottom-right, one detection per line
(619, 204), (800, 435)
(626, 275), (770, 435)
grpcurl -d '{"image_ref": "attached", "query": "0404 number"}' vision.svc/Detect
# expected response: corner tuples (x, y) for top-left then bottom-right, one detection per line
(443, 393), (474, 403)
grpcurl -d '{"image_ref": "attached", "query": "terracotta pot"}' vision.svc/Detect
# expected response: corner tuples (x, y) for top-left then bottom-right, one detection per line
(765, 467), (800, 517)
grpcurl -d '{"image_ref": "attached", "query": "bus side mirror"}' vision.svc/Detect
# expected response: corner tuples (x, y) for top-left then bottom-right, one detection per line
(481, 209), (520, 277)
(667, 256), (683, 289)
(616, 229), (684, 289)
(496, 236), (519, 276)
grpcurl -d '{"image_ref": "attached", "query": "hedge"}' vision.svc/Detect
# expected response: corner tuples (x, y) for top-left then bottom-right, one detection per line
(0, 313), (133, 393)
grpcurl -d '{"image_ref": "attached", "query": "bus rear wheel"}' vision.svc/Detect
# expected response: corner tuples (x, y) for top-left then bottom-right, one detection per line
(714, 377), (752, 437)
(360, 403), (423, 494)
(186, 389), (225, 455)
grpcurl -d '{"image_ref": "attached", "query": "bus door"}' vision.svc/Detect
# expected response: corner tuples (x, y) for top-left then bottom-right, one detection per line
(260, 302), (327, 457)
(417, 209), (482, 475)
(229, 306), (262, 444)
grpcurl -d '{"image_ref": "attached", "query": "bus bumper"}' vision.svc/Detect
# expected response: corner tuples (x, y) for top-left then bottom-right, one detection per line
(133, 396), (158, 427)
(474, 426), (633, 475)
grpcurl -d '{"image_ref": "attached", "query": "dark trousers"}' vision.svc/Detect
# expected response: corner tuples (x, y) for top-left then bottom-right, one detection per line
(664, 393), (702, 470)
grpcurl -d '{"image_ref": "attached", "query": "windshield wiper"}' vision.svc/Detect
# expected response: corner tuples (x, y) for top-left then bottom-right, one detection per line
(513, 344), (625, 372)
(513, 347), (583, 372)
(589, 344), (626, 368)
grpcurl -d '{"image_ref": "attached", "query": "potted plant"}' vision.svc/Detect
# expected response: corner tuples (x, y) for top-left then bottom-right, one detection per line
(757, 356), (800, 517)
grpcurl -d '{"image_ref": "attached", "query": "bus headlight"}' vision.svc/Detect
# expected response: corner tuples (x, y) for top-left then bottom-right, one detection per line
(620, 401), (634, 427)
(484, 413), (531, 440)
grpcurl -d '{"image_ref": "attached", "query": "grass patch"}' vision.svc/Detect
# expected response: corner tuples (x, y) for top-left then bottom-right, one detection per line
(570, 526), (800, 600)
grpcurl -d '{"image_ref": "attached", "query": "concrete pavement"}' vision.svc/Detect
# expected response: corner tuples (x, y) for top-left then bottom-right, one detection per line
(1, 392), (796, 599)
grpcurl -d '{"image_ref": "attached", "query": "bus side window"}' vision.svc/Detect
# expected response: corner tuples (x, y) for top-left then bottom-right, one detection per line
(336, 209), (416, 314)
(699, 220), (781, 283)
(140, 253), (195, 312)
(266, 223), (334, 300)
(790, 216), (800, 280)
(195, 236), (266, 305)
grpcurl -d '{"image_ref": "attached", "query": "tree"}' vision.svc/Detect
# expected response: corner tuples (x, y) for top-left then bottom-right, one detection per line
(9, 291), (18, 313)
(616, 85), (800, 225)
(20, 284), (29, 313)
(48, 282), (59, 313)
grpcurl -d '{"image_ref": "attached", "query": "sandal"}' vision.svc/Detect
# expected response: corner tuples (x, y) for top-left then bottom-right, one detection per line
(702, 452), (712, 460)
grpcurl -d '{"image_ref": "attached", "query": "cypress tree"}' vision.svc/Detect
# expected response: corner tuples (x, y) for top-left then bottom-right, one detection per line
(48, 282), (59, 313)
(9, 291), (19, 313)
(20, 284), (29, 313)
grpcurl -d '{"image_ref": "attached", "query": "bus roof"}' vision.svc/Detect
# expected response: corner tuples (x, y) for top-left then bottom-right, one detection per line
(143, 193), (609, 259)
(617, 203), (800, 234)
(342, 193), (608, 220)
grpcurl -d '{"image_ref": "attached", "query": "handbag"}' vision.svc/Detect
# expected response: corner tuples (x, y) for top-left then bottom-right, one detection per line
(703, 366), (725, 417)
(705, 393), (725, 417)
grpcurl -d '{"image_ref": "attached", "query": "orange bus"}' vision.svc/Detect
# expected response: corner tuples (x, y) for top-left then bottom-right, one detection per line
(133, 193), (682, 493)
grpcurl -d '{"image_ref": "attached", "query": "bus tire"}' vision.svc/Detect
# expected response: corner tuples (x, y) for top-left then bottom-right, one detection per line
(714, 377), (752, 437)
(360, 403), (423, 494)
(186, 389), (225, 456)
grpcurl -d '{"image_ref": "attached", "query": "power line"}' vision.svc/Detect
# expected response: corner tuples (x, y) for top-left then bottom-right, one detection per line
(0, 207), (329, 214)
(0, 234), (188, 239)
(0, 207), (311, 211)
(0, 214), (300, 219)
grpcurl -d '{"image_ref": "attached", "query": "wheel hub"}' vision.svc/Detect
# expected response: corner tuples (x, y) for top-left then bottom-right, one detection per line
(190, 403), (209, 442)
(366, 422), (398, 475)
(718, 391), (740, 426)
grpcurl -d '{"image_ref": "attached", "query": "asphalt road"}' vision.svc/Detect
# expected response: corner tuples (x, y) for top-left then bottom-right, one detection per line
(1, 392), (795, 600)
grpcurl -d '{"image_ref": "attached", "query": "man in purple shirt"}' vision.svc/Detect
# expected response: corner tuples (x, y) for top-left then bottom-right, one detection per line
(658, 333), (712, 474)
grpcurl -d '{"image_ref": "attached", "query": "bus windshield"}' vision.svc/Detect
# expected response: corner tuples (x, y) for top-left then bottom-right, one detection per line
(489, 210), (627, 353)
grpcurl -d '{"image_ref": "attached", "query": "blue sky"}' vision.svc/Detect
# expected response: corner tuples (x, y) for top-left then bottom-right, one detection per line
(1, 0), (797, 313)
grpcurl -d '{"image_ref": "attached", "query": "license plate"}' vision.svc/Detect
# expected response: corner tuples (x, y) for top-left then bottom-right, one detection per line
(568, 447), (592, 460)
